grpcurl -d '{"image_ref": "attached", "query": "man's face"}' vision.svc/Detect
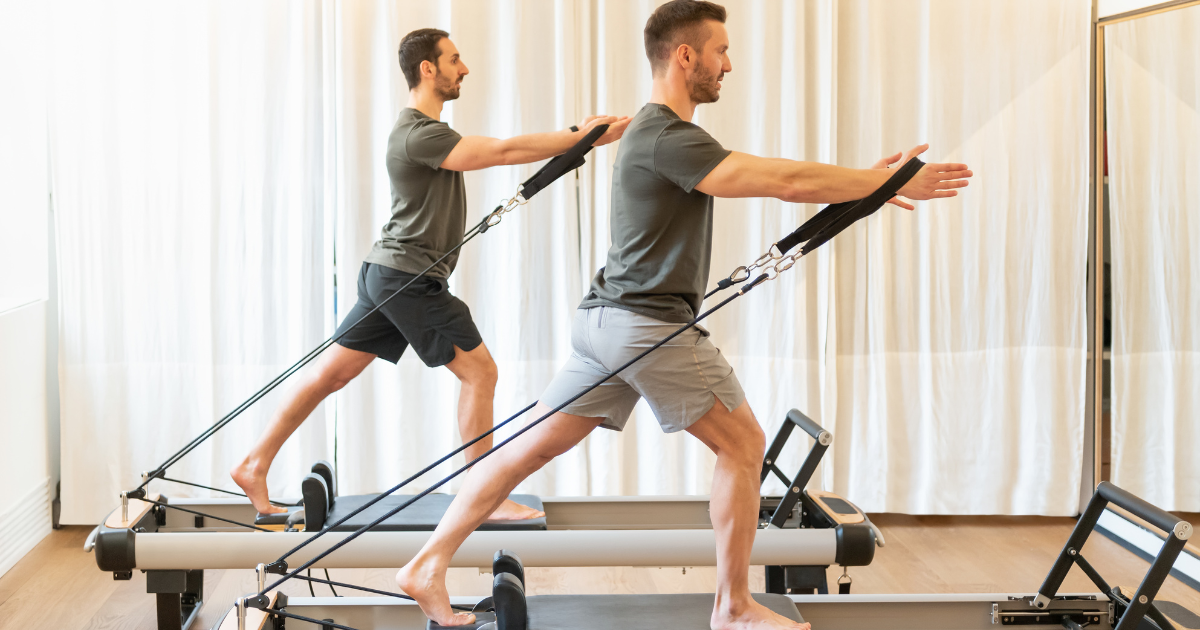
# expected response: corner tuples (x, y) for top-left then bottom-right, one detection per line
(431, 38), (469, 100)
(686, 21), (731, 104)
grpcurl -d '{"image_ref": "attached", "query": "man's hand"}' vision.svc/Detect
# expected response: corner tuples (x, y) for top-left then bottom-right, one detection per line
(577, 114), (631, 147)
(871, 150), (915, 210)
(892, 143), (973, 206)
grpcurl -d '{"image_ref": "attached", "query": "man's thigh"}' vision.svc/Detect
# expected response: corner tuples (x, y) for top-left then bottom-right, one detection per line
(592, 307), (746, 434)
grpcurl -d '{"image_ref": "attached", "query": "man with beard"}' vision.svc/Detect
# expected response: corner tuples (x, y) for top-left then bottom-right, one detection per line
(396, 3), (971, 628)
(231, 28), (629, 521)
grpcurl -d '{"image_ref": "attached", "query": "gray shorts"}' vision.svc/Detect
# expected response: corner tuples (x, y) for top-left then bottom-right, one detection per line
(539, 306), (746, 433)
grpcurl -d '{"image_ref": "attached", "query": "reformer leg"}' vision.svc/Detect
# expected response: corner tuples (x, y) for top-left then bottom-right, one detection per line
(148, 569), (204, 630)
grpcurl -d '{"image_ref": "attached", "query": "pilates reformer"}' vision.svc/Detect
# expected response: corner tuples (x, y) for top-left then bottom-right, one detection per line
(92, 140), (928, 629)
(89, 408), (881, 630)
(194, 158), (933, 630)
(214, 482), (1195, 630)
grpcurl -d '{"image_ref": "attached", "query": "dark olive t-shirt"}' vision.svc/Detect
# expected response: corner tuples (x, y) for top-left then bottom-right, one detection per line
(363, 108), (465, 278)
(579, 103), (731, 322)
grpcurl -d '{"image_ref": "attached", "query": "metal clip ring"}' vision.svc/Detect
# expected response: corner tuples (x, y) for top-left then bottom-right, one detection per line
(774, 256), (796, 274)
(729, 266), (750, 283)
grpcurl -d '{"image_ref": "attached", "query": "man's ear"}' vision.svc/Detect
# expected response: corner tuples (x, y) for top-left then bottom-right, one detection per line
(420, 59), (435, 80)
(674, 44), (693, 70)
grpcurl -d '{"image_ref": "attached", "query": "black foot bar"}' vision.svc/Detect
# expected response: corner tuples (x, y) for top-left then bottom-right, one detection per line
(1036, 481), (1193, 630)
(760, 409), (832, 529)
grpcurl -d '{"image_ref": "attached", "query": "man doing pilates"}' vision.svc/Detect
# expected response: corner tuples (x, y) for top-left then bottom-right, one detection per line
(231, 28), (629, 519)
(396, 2), (972, 628)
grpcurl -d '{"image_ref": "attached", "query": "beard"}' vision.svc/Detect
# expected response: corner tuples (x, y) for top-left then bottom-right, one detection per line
(434, 71), (462, 101)
(687, 60), (723, 104)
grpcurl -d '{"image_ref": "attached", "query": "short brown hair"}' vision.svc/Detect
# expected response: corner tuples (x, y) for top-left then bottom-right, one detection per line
(643, 0), (727, 75)
(399, 28), (449, 90)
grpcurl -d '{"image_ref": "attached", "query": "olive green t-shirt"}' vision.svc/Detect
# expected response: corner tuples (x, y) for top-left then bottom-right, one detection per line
(579, 103), (732, 322)
(363, 108), (465, 278)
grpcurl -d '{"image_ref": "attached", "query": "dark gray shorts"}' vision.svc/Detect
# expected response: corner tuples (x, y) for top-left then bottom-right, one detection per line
(539, 306), (745, 433)
(333, 262), (482, 367)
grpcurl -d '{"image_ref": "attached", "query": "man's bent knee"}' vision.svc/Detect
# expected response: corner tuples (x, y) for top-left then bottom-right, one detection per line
(449, 345), (498, 389)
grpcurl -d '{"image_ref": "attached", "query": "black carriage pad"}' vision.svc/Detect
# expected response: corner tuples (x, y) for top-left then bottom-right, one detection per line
(326, 494), (546, 531)
(525, 594), (803, 630)
(429, 594), (803, 630)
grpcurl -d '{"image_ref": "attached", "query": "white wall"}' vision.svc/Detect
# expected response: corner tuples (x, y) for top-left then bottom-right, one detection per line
(0, 0), (55, 577)
(0, 302), (54, 577)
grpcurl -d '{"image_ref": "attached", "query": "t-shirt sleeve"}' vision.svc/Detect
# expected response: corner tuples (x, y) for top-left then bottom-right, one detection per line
(405, 119), (463, 170)
(652, 120), (732, 193)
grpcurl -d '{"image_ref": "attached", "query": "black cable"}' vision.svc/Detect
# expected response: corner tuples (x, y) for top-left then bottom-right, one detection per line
(323, 568), (339, 597)
(307, 569), (316, 597)
(146, 499), (272, 532)
(155, 476), (299, 507)
(288, 572), (473, 610)
(261, 281), (764, 597)
(259, 608), (360, 630)
(270, 401), (535, 564)
(134, 219), (492, 493)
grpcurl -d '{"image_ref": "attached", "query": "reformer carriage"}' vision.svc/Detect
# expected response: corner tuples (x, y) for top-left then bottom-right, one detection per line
(90, 409), (880, 630)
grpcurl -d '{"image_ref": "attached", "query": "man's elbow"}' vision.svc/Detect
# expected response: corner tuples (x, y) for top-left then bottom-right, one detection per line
(781, 181), (820, 203)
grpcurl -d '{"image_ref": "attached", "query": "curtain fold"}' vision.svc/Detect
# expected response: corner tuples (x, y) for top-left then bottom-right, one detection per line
(53, 0), (333, 523)
(828, 0), (1090, 515)
(54, 0), (1092, 520)
(1106, 5), (1200, 511)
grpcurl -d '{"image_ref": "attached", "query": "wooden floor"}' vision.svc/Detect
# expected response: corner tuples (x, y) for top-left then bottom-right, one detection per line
(1, 514), (1198, 630)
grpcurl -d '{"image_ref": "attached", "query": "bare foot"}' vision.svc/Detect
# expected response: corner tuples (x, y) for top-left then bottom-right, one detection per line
(230, 460), (286, 515)
(712, 597), (812, 630)
(487, 498), (545, 521)
(396, 560), (476, 626)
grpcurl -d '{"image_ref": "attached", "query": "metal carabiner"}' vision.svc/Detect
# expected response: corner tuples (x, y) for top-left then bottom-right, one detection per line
(729, 266), (750, 283)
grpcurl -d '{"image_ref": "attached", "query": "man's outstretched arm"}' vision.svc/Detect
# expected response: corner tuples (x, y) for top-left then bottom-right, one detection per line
(696, 144), (972, 207)
(440, 115), (631, 172)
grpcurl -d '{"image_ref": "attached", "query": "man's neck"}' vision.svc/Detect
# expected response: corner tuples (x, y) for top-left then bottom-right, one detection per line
(649, 77), (698, 122)
(406, 88), (445, 120)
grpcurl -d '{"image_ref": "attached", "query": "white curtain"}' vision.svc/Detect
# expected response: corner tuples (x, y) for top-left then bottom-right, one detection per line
(825, 0), (1091, 515)
(54, 0), (1092, 519)
(1106, 5), (1200, 511)
(53, 1), (334, 523)
(581, 0), (1091, 514)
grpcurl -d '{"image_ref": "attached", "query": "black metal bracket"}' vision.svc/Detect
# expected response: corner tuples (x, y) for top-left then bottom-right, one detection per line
(245, 593), (273, 610)
(266, 560), (289, 575)
(759, 409), (832, 529)
(147, 569), (204, 630)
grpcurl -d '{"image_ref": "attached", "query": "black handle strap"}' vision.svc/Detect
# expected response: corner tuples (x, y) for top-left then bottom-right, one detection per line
(775, 157), (925, 257)
(518, 124), (609, 200)
(799, 157), (924, 255)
